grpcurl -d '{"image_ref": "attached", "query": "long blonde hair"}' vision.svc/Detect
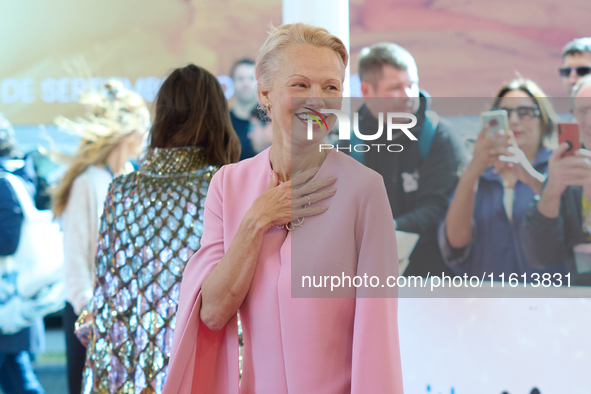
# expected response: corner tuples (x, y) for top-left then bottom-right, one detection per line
(52, 81), (149, 217)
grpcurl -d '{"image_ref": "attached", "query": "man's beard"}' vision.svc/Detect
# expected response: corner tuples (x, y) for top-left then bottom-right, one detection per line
(235, 89), (257, 105)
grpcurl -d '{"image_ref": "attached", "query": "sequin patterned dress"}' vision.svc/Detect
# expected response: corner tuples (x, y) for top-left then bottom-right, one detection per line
(81, 147), (217, 394)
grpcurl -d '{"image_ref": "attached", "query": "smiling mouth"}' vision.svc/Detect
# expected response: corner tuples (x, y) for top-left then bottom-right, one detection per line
(295, 112), (327, 130)
(295, 113), (321, 122)
(296, 107), (329, 130)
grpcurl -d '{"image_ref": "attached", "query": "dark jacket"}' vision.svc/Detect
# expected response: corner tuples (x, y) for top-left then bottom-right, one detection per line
(0, 178), (23, 256)
(357, 95), (468, 276)
(0, 158), (37, 256)
(230, 110), (256, 161)
(520, 185), (591, 285)
(0, 160), (30, 352)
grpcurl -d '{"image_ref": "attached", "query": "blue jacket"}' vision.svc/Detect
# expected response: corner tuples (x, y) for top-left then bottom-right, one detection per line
(0, 171), (24, 256)
(438, 147), (567, 278)
(0, 159), (32, 352)
(0, 158), (37, 255)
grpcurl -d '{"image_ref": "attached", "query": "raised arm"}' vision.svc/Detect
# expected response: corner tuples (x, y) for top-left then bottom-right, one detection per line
(200, 167), (336, 331)
(521, 144), (588, 268)
(445, 127), (495, 248)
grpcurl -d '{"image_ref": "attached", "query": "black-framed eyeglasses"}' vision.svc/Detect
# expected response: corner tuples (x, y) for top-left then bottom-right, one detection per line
(558, 66), (591, 78)
(498, 106), (541, 120)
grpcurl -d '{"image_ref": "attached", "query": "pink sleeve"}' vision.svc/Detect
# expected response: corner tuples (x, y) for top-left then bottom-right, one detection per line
(351, 173), (404, 393)
(163, 166), (239, 394)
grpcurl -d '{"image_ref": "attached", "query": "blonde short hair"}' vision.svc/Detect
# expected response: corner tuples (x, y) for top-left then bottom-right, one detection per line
(255, 23), (348, 97)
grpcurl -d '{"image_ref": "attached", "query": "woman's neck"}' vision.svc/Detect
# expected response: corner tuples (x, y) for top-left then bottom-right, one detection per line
(104, 144), (127, 175)
(269, 134), (329, 182)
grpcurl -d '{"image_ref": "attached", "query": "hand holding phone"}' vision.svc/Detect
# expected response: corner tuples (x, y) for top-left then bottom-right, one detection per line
(481, 110), (509, 148)
(558, 123), (581, 157)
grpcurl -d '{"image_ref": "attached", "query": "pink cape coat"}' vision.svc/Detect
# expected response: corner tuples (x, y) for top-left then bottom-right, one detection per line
(162, 148), (404, 393)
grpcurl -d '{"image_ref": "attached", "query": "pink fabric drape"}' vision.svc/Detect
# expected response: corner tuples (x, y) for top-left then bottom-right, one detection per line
(163, 148), (404, 393)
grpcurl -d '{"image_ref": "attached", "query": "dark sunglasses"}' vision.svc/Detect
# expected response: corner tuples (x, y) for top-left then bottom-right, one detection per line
(499, 106), (541, 120)
(558, 66), (591, 78)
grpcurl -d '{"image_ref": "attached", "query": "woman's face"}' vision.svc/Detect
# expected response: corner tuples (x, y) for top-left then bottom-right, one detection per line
(497, 89), (543, 153)
(262, 44), (344, 147)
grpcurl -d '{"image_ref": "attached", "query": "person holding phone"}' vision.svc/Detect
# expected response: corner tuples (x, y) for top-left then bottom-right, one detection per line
(521, 75), (591, 285)
(439, 78), (567, 280)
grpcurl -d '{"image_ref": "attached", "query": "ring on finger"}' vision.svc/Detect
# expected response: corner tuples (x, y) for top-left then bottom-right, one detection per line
(307, 195), (311, 207)
(292, 217), (304, 227)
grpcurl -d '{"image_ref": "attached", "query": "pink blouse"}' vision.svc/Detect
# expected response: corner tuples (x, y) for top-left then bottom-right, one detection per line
(162, 148), (403, 393)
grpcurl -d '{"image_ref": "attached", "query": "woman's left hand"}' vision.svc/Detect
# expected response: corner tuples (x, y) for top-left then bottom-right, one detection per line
(493, 145), (545, 194)
(74, 306), (93, 348)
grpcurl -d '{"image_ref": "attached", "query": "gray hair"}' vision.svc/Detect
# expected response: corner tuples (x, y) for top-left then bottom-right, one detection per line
(562, 37), (591, 58)
(255, 23), (348, 114)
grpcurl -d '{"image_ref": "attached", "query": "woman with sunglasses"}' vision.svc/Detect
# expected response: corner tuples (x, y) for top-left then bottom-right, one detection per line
(439, 78), (567, 281)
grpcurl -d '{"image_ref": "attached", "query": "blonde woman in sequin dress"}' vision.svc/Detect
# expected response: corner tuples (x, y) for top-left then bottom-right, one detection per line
(79, 64), (240, 394)
(52, 80), (150, 394)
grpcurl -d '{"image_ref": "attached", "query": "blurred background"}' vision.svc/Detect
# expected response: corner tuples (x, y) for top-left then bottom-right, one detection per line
(1, 0), (590, 393)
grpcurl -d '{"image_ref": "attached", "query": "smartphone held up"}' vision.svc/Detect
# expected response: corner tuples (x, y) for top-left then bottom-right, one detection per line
(558, 123), (581, 157)
(481, 110), (510, 148)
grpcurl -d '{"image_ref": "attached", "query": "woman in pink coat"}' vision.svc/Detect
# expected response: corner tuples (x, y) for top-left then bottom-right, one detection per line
(163, 23), (404, 393)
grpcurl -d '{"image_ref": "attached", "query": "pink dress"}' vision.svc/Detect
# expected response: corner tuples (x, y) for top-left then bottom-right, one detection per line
(162, 148), (403, 393)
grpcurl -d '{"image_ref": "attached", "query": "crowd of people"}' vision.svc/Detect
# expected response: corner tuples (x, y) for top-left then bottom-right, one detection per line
(0, 23), (590, 394)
